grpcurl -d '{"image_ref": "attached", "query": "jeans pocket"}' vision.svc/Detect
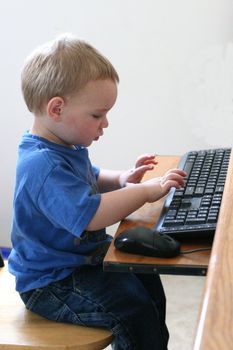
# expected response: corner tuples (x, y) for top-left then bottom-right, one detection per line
(20, 286), (85, 325)
(20, 288), (43, 309)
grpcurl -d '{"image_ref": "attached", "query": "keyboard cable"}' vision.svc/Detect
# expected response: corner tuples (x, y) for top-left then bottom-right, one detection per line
(180, 247), (211, 254)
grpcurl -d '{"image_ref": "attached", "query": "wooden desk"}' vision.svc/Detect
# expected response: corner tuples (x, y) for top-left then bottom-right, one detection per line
(104, 153), (233, 349)
(104, 156), (211, 276)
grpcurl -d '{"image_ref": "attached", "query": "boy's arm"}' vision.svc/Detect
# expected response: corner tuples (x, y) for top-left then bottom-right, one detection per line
(97, 154), (157, 192)
(97, 169), (124, 192)
(87, 169), (186, 231)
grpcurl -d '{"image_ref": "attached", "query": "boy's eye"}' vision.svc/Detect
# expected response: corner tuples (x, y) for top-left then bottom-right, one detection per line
(92, 114), (103, 119)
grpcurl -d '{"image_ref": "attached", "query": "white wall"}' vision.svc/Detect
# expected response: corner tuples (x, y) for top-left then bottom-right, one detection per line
(1, 0), (233, 247)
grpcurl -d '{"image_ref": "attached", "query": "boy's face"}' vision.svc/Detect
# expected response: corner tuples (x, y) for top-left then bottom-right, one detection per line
(53, 79), (117, 147)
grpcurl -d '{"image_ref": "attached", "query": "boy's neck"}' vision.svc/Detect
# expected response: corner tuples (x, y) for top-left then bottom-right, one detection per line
(30, 119), (74, 149)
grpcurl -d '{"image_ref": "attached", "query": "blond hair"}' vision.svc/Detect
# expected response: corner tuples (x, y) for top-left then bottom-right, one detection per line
(21, 34), (119, 114)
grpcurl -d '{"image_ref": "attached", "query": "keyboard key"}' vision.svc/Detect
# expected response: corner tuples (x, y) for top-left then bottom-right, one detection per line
(164, 219), (184, 227)
(215, 186), (224, 193)
(183, 162), (194, 176)
(205, 188), (215, 194)
(173, 190), (185, 197)
(207, 217), (217, 223)
(184, 186), (195, 196)
(180, 199), (192, 208)
(194, 187), (205, 195)
(186, 218), (206, 224)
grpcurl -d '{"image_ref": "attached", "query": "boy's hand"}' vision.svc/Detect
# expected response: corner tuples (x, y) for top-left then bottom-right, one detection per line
(135, 154), (158, 168)
(119, 154), (157, 187)
(143, 168), (186, 203)
(87, 167), (186, 231)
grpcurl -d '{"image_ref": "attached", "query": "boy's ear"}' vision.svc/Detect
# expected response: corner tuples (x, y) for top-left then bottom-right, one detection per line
(47, 97), (65, 122)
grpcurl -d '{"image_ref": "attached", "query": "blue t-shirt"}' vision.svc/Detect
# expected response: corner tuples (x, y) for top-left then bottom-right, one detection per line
(8, 132), (112, 292)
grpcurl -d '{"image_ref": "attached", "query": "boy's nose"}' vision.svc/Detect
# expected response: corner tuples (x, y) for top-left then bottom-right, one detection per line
(102, 116), (109, 128)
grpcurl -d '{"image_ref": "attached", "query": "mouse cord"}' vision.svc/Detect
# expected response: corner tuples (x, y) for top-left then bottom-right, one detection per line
(180, 247), (211, 254)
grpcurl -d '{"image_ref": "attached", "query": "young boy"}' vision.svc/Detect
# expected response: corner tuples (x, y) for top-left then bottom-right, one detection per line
(8, 34), (185, 349)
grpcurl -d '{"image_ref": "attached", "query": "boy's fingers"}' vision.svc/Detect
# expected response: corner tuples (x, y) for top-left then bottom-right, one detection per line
(166, 168), (187, 177)
(127, 165), (155, 183)
(142, 159), (158, 166)
(162, 172), (186, 187)
(136, 164), (154, 174)
(162, 180), (182, 192)
(136, 154), (157, 167)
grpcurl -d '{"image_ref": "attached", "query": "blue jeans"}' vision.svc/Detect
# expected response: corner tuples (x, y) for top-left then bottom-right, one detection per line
(20, 265), (169, 349)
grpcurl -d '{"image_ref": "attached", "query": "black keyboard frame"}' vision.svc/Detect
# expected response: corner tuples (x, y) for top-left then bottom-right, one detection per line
(154, 148), (231, 240)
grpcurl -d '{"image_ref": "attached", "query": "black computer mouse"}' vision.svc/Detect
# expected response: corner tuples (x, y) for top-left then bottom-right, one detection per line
(114, 226), (180, 258)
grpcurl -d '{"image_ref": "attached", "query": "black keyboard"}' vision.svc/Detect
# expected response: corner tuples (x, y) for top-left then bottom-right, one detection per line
(154, 148), (231, 240)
